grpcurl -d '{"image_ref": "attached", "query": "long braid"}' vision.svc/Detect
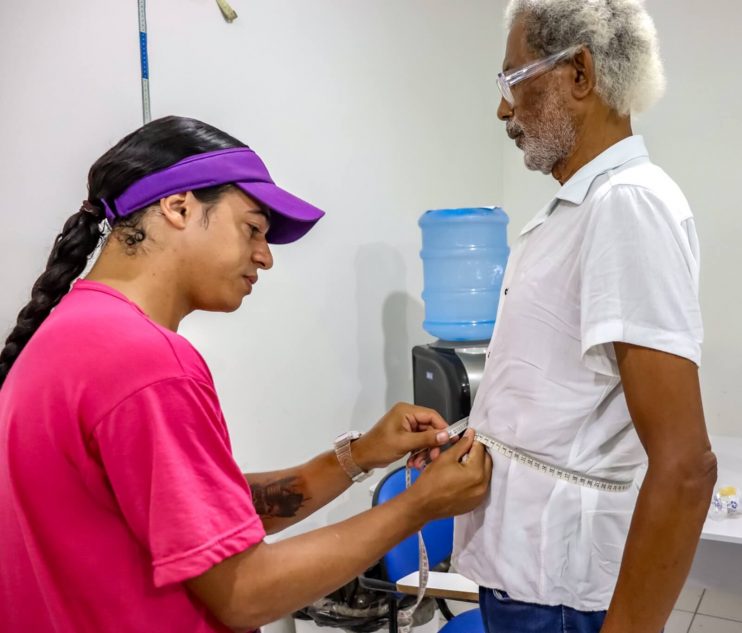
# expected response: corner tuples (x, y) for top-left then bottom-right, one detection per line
(0, 205), (104, 387)
(0, 115), (248, 389)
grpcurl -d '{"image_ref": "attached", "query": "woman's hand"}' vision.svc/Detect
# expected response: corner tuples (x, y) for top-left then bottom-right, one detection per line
(350, 402), (452, 471)
(409, 429), (492, 520)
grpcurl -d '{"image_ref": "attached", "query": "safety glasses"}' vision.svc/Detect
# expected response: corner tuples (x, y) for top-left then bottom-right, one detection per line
(497, 45), (583, 106)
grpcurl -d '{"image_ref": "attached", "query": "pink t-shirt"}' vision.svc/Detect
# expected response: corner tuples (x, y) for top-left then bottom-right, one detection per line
(0, 280), (266, 632)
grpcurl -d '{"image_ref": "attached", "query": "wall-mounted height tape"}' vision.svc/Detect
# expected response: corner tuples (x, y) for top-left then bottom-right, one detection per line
(138, 0), (151, 124)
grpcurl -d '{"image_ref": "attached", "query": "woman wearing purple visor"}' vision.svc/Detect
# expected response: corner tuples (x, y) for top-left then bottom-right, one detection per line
(0, 116), (490, 632)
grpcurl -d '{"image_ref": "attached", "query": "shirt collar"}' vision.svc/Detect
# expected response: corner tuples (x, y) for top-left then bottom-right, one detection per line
(519, 135), (649, 237)
(555, 135), (649, 205)
(518, 200), (557, 236)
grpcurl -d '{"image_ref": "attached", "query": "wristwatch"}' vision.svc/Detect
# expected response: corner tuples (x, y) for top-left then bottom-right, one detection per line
(333, 431), (372, 483)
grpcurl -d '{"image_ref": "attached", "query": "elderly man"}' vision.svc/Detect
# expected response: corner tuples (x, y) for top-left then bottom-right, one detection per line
(452, 1), (717, 632)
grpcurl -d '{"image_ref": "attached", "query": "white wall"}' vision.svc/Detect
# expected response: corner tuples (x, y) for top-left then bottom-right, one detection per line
(498, 0), (742, 437)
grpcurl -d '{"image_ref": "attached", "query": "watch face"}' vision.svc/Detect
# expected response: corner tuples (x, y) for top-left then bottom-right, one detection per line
(336, 431), (362, 445)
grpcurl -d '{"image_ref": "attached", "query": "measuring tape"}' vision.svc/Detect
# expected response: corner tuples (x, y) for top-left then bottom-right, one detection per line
(397, 417), (632, 630)
(446, 417), (633, 494)
(396, 466), (431, 633)
(137, 0), (151, 125)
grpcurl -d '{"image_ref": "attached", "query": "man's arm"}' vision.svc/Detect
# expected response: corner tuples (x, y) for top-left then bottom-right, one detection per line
(601, 343), (717, 633)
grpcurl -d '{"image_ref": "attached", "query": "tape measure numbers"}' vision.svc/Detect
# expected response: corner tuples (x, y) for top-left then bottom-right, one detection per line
(446, 417), (633, 494)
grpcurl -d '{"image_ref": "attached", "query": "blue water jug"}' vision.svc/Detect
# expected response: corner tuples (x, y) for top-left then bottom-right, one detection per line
(419, 207), (509, 341)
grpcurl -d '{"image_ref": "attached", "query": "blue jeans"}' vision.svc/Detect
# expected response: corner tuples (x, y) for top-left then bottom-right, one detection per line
(479, 588), (606, 633)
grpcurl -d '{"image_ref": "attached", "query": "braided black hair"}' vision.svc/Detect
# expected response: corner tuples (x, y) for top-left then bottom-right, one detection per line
(0, 115), (247, 387)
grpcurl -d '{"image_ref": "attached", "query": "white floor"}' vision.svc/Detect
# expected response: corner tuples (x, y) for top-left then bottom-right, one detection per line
(276, 586), (742, 633)
(666, 585), (742, 633)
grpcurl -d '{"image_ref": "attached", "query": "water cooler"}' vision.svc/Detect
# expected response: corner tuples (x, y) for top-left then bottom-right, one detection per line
(412, 208), (509, 423)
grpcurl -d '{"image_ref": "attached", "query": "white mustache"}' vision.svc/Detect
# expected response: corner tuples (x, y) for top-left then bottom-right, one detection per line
(506, 121), (524, 140)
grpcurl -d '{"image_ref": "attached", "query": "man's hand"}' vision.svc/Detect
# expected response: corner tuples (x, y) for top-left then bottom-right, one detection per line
(350, 402), (451, 472)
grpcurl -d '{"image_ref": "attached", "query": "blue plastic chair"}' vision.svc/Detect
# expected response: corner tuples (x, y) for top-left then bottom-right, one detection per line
(360, 466), (484, 632)
(439, 607), (484, 632)
(373, 467), (454, 582)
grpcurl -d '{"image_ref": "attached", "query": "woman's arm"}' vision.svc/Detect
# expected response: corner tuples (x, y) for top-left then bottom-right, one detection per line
(188, 431), (491, 631)
(245, 403), (453, 533)
(245, 450), (352, 534)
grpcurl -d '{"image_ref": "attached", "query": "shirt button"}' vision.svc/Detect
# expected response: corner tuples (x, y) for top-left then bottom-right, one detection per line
(504, 288), (509, 295)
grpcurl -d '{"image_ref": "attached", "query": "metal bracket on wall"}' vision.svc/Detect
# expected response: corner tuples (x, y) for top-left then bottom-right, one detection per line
(216, 0), (238, 22)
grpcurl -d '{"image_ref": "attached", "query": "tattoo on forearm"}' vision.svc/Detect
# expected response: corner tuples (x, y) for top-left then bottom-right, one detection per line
(250, 476), (308, 518)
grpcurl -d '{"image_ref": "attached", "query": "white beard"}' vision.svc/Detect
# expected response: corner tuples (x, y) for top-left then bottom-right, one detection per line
(506, 90), (577, 175)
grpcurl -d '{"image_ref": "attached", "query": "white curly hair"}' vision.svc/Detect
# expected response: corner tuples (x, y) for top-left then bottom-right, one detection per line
(505, 0), (666, 115)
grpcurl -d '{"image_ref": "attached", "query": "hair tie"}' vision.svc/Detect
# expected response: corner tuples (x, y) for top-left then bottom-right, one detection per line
(80, 200), (104, 221)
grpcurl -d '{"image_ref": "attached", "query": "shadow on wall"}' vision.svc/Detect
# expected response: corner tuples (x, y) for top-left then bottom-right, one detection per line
(321, 243), (426, 531)
(351, 243), (425, 426)
(383, 291), (424, 408)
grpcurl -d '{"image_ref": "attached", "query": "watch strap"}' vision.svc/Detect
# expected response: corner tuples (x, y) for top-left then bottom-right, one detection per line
(334, 431), (372, 483)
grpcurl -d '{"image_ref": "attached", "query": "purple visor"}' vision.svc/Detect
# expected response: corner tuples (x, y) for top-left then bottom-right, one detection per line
(101, 147), (325, 244)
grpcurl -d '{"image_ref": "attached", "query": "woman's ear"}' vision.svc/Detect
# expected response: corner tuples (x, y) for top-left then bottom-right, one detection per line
(159, 193), (190, 229)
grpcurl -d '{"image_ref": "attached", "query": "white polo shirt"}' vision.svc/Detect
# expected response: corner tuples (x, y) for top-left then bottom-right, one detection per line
(452, 136), (703, 611)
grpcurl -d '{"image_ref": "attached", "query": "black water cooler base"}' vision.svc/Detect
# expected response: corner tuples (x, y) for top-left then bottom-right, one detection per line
(411, 340), (488, 424)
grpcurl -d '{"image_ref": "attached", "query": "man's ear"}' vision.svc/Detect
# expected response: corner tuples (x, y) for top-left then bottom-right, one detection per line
(159, 192), (190, 229)
(571, 47), (596, 101)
